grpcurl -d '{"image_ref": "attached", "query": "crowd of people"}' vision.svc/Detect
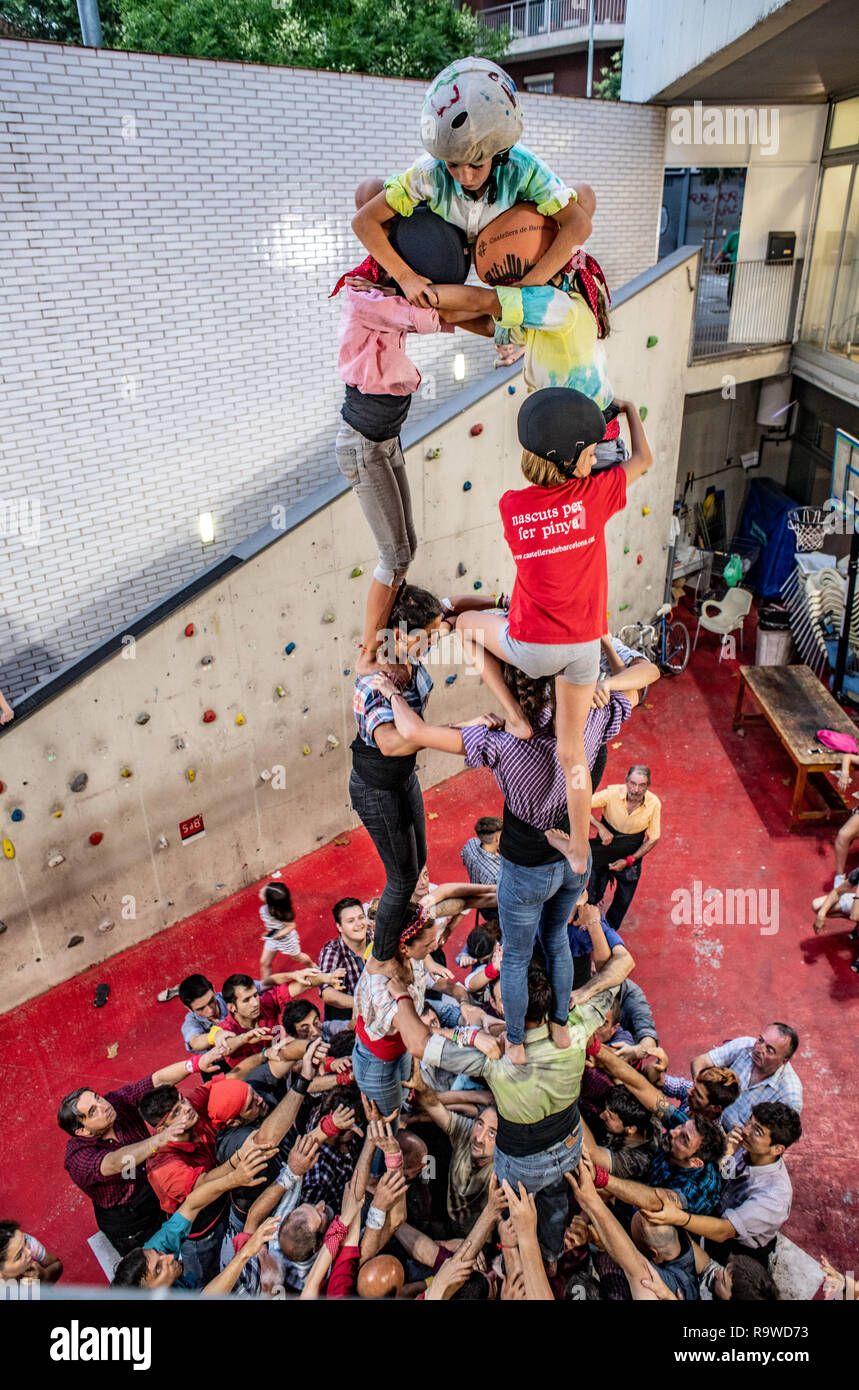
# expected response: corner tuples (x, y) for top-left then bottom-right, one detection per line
(2, 56), (843, 1304)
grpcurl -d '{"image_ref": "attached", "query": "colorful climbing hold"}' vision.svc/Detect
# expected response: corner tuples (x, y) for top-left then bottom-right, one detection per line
(259, 769), (272, 782)
(623, 546), (630, 555)
(445, 674), (458, 685)
(462, 481), (472, 491)
(235, 713), (246, 726)
(636, 554), (643, 565)
(470, 423), (483, 436)
(618, 603), (630, 612)
(275, 685), (286, 698)
(120, 767), (133, 778)
(646, 335), (658, 348)
(2, 839), (14, 860)
(89, 831), (103, 846)
(0, 782), (4, 793)
(67, 935), (84, 949)
(70, 772), (88, 793)
(46, 748), (57, 762)
(322, 613), (336, 624)
(425, 446), (441, 460)
(326, 733), (340, 749)
(48, 852), (65, 868)
(136, 712), (150, 725)
(285, 643), (296, 656)
(302, 745), (312, 756)
(507, 384), (516, 394)
(203, 709), (216, 723)
(51, 806), (63, 819)
(10, 808), (23, 822)
(186, 768), (196, 782)
(350, 566), (364, 579)
(639, 407), (648, 421)
(473, 581), (483, 590)
(201, 655), (214, 666)
(184, 623), (195, 637)
(156, 835), (169, 850)
(456, 562), (467, 577)
(343, 669), (351, 677)
(642, 506), (650, 516)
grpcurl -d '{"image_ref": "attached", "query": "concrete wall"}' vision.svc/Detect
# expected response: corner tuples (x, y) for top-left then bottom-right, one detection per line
(621, 0), (804, 104)
(0, 249), (697, 1011)
(0, 37), (666, 703)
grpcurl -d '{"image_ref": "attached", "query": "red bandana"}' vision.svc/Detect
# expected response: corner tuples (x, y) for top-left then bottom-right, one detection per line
(329, 255), (386, 298)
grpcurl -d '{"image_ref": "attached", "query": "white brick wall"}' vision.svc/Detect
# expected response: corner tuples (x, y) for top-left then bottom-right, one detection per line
(0, 38), (666, 700)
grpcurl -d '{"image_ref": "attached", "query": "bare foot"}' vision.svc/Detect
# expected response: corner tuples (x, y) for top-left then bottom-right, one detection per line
(356, 647), (381, 677)
(548, 1020), (571, 1050)
(504, 712), (534, 741)
(505, 1038), (527, 1066)
(544, 829), (589, 876)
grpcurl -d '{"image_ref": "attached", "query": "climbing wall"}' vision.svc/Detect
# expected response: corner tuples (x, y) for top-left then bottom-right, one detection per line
(0, 251), (696, 1010)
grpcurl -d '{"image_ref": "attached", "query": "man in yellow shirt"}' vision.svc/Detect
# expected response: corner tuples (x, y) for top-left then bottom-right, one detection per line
(588, 766), (661, 929)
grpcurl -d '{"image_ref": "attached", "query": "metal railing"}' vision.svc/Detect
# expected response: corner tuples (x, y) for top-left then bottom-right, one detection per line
(481, 0), (626, 39)
(690, 253), (804, 361)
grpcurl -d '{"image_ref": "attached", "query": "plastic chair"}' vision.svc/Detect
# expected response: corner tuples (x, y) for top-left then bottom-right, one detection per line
(693, 587), (753, 660)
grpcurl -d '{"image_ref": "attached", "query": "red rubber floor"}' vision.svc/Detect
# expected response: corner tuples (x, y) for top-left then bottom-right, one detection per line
(3, 608), (857, 1284)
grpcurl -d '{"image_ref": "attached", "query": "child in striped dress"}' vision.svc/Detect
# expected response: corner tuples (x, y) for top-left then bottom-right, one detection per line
(258, 882), (315, 977)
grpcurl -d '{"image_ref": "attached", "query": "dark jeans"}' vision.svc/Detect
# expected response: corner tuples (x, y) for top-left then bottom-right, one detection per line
(180, 1213), (228, 1285)
(588, 860), (641, 930)
(93, 1181), (163, 1256)
(350, 769), (426, 961)
(590, 742), (608, 793)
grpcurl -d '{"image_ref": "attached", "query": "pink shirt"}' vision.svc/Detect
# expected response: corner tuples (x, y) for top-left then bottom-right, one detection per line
(337, 286), (450, 396)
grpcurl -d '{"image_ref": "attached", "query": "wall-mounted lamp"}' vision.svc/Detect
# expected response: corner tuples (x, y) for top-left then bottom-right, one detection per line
(453, 353), (466, 382)
(199, 512), (215, 545)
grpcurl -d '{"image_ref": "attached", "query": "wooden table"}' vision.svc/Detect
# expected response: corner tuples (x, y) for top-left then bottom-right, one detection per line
(733, 664), (857, 831)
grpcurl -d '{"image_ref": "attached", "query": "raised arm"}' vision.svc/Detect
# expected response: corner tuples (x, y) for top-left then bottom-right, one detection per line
(591, 1041), (674, 1118)
(690, 1051), (715, 1080)
(614, 401), (653, 486)
(567, 1161), (664, 1301)
(201, 1216), (280, 1297)
(427, 283), (501, 317)
(254, 1038), (328, 1148)
(390, 694), (467, 755)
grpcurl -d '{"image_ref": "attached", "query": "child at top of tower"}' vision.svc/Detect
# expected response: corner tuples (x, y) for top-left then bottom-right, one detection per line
(352, 56), (595, 308)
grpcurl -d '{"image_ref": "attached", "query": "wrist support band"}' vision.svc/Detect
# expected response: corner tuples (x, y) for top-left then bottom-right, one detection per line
(365, 1205), (386, 1230)
(593, 1165), (610, 1189)
(292, 1075), (310, 1095)
(320, 1113), (340, 1138)
(625, 855), (636, 867)
(324, 1216), (349, 1257)
(485, 963), (500, 981)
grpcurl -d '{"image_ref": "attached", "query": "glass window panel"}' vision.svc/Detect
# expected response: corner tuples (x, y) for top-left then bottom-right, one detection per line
(828, 96), (859, 151)
(800, 164), (852, 348)
(826, 172), (859, 360)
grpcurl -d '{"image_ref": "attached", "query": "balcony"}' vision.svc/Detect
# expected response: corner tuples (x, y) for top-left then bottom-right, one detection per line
(690, 252), (804, 362)
(481, 0), (625, 60)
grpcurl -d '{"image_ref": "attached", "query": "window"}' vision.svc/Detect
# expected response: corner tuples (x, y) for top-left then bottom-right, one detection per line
(523, 73), (555, 95)
(800, 165), (853, 349)
(828, 96), (859, 152)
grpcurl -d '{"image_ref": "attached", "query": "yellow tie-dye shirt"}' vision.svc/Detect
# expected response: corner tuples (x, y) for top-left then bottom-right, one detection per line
(494, 284), (613, 409)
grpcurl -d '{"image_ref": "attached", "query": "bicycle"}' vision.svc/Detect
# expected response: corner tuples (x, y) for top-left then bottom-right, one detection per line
(618, 602), (691, 675)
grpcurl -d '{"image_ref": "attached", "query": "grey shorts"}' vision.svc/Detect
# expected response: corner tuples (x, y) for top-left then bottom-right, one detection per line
(497, 621), (601, 685)
(593, 437), (629, 469)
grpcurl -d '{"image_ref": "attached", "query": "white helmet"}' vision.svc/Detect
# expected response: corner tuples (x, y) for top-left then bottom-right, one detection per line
(420, 57), (523, 166)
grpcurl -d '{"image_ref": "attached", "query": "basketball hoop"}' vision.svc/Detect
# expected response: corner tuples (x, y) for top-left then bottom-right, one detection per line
(787, 507), (836, 552)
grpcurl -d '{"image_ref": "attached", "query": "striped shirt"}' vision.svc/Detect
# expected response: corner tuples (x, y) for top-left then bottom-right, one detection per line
(460, 837), (502, 886)
(460, 694), (631, 830)
(707, 1037), (804, 1130)
(352, 661), (433, 746)
(64, 1075), (154, 1209)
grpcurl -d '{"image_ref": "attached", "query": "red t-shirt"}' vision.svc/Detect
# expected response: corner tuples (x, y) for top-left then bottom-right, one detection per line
(219, 983), (292, 1064)
(499, 467), (627, 644)
(146, 1084), (219, 1215)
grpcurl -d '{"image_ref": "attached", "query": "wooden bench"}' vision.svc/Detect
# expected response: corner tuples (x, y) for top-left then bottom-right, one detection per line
(733, 664), (857, 831)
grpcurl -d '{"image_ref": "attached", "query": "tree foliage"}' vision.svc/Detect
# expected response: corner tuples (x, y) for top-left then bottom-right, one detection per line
(0, 0), (121, 45)
(113, 0), (507, 78)
(593, 46), (622, 101)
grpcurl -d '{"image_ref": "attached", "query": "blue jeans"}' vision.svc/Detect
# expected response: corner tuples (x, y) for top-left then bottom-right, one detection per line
(494, 1123), (582, 1262)
(352, 1038), (412, 1116)
(179, 1213), (228, 1285)
(497, 854), (590, 1046)
(349, 770), (426, 962)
